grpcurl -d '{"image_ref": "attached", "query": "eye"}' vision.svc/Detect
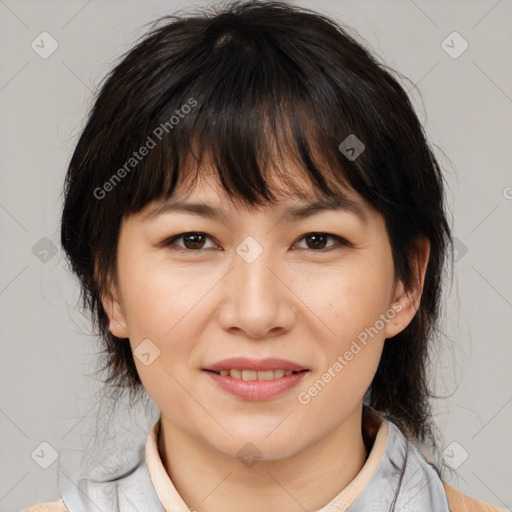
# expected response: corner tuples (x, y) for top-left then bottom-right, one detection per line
(294, 232), (348, 251)
(161, 231), (348, 253)
(162, 232), (217, 251)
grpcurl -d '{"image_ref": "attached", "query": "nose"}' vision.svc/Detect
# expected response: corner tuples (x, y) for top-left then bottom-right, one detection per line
(217, 238), (296, 339)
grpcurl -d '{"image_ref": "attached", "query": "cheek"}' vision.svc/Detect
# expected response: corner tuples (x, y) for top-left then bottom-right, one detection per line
(118, 260), (221, 383)
(299, 252), (394, 401)
(120, 265), (203, 411)
(308, 261), (394, 339)
(295, 265), (391, 416)
(120, 260), (210, 337)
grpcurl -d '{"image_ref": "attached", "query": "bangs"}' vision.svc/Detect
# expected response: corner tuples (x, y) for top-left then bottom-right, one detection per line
(89, 16), (381, 217)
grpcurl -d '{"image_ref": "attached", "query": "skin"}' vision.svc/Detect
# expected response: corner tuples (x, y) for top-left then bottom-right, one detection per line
(102, 166), (429, 512)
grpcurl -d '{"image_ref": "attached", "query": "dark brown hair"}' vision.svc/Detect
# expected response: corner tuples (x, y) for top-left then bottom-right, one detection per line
(60, 0), (453, 470)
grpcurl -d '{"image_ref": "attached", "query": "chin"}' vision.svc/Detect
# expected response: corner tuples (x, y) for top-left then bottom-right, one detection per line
(205, 426), (308, 462)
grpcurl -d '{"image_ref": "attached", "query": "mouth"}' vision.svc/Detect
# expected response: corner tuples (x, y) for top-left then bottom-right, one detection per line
(204, 368), (309, 380)
(203, 357), (309, 374)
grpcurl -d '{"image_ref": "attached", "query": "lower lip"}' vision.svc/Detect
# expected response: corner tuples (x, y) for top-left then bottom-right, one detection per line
(203, 370), (309, 400)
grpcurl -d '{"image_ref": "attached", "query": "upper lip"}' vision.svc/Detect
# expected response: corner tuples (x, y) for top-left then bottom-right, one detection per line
(203, 357), (309, 372)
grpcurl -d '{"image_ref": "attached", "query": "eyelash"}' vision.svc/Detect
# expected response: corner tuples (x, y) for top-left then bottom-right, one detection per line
(160, 232), (350, 254)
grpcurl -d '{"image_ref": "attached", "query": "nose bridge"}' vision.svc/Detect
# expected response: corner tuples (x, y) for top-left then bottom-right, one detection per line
(234, 234), (280, 300)
(220, 234), (294, 338)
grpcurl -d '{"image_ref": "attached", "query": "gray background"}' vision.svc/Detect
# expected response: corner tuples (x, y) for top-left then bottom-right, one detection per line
(1, 0), (511, 510)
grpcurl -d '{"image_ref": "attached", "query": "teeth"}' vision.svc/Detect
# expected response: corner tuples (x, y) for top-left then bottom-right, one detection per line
(215, 369), (298, 380)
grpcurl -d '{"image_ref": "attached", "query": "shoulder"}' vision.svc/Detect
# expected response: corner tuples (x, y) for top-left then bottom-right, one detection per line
(23, 498), (67, 511)
(444, 482), (507, 512)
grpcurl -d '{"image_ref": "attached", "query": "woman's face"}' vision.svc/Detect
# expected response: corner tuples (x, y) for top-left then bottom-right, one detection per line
(104, 167), (424, 460)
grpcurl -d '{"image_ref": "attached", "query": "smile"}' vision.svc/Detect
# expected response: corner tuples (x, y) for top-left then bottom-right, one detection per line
(207, 369), (306, 380)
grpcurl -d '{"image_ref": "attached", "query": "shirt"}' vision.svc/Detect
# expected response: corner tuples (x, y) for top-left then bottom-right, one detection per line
(24, 405), (506, 511)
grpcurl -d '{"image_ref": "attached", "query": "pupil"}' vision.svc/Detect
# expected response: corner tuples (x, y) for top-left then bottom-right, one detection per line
(185, 234), (204, 249)
(308, 234), (326, 249)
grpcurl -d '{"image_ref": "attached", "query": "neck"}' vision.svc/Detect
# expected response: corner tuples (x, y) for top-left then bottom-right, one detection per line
(158, 403), (368, 512)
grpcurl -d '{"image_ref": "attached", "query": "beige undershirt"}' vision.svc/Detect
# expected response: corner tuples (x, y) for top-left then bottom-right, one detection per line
(145, 408), (389, 512)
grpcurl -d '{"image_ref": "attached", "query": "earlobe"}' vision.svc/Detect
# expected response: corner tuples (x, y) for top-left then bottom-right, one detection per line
(384, 286), (418, 339)
(101, 285), (129, 339)
(385, 238), (430, 339)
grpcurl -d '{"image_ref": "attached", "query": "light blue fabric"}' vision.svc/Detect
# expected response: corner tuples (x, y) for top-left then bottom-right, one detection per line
(59, 407), (450, 512)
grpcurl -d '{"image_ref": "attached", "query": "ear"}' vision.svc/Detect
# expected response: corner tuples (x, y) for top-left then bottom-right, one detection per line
(385, 237), (430, 339)
(100, 275), (129, 339)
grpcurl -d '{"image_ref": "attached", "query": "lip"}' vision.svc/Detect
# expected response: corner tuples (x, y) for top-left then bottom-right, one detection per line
(204, 369), (309, 400)
(203, 357), (308, 372)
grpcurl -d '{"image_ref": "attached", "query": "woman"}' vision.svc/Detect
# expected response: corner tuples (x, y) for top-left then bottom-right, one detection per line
(25, 1), (505, 510)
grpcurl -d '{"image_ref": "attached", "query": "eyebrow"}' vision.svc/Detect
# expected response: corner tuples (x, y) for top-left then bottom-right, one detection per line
(143, 195), (368, 225)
